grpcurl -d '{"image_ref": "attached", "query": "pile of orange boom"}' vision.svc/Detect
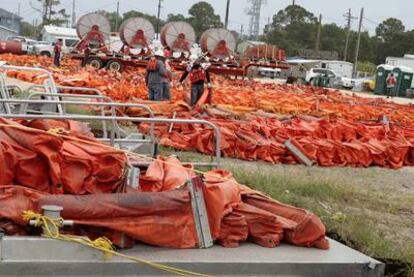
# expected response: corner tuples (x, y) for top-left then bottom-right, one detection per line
(2, 54), (414, 168)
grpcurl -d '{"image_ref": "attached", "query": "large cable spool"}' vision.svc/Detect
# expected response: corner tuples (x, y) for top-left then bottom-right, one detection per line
(76, 12), (111, 49)
(200, 28), (236, 59)
(160, 21), (195, 52)
(120, 17), (154, 49)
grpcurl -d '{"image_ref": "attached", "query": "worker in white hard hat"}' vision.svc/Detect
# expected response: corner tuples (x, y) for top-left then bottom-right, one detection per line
(145, 50), (171, 101)
(178, 54), (212, 106)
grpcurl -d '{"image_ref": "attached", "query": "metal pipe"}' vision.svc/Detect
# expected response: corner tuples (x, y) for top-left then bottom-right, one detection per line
(25, 90), (110, 138)
(0, 64), (63, 114)
(0, 113), (221, 167)
(0, 99), (157, 155)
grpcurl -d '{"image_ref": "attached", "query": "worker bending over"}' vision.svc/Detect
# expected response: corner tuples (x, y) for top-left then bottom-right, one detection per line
(179, 55), (211, 106)
(145, 50), (171, 101)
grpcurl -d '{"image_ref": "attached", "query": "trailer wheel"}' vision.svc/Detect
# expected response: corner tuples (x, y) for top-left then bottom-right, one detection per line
(86, 58), (104, 69)
(40, 51), (52, 57)
(106, 60), (123, 72)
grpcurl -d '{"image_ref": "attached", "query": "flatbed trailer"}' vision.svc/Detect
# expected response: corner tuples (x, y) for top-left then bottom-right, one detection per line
(68, 53), (290, 77)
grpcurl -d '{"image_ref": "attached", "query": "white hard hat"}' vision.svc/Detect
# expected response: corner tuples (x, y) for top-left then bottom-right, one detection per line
(189, 54), (198, 63)
(154, 49), (164, 58)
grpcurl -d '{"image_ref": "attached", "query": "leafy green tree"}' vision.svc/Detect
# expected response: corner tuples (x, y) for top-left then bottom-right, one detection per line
(375, 18), (405, 41)
(97, 11), (122, 32)
(265, 5), (318, 56)
(21, 22), (39, 38)
(187, 1), (223, 38)
(374, 18), (413, 63)
(166, 14), (187, 23)
(271, 4), (317, 29)
(33, 0), (70, 26)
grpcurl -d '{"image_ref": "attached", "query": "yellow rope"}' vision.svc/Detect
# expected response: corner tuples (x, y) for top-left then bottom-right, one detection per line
(22, 211), (211, 277)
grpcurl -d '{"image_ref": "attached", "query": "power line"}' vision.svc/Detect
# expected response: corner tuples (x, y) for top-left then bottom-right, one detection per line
(364, 17), (380, 26)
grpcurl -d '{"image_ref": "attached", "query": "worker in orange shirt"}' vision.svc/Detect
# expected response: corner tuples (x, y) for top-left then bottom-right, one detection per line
(53, 39), (63, 67)
(386, 73), (397, 99)
(178, 55), (211, 106)
(145, 50), (171, 101)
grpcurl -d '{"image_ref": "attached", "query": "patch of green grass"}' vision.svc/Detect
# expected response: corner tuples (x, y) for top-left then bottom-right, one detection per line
(158, 149), (414, 276)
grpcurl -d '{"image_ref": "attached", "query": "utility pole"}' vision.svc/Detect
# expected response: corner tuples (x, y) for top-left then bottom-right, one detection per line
(292, 0), (296, 5)
(353, 8), (364, 78)
(343, 9), (356, 61)
(71, 0), (76, 27)
(315, 14), (322, 58)
(115, 1), (120, 31)
(156, 0), (163, 39)
(225, 0), (230, 29)
(18, 3), (21, 17)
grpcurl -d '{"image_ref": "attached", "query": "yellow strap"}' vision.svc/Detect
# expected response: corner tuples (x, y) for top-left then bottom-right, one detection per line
(22, 211), (211, 277)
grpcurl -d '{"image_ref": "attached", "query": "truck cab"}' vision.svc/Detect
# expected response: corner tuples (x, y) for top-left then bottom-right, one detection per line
(306, 68), (355, 89)
(33, 37), (79, 57)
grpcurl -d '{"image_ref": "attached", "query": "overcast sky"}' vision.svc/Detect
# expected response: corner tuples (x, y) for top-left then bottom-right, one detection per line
(2, 0), (414, 34)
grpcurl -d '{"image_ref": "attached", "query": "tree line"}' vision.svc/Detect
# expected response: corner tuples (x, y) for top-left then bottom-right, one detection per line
(263, 5), (414, 66)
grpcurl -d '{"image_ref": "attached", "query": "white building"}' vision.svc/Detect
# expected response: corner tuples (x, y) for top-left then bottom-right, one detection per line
(41, 25), (78, 43)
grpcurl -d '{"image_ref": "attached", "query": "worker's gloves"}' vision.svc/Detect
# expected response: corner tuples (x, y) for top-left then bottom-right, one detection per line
(165, 61), (171, 71)
(207, 83), (212, 89)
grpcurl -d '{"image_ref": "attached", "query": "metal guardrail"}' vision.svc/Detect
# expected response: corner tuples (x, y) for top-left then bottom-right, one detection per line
(22, 91), (111, 138)
(0, 100), (221, 168)
(0, 74), (12, 114)
(0, 98), (157, 156)
(0, 65), (221, 167)
(0, 64), (64, 114)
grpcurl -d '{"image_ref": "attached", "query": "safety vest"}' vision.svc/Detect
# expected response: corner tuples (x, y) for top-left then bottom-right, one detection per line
(387, 76), (396, 87)
(147, 59), (158, 71)
(189, 68), (206, 84)
(54, 43), (62, 54)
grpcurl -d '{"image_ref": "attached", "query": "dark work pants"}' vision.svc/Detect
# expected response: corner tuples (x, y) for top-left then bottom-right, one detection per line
(54, 53), (60, 67)
(191, 84), (204, 106)
(148, 83), (163, 101)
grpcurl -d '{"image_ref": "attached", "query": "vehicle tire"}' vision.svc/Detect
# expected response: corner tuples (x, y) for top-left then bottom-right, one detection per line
(106, 60), (123, 72)
(309, 78), (314, 85)
(86, 57), (104, 69)
(40, 51), (52, 57)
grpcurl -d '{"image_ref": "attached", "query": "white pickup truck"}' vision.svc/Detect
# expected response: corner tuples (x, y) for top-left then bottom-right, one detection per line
(6, 36), (39, 54)
(32, 37), (79, 57)
(305, 68), (355, 89)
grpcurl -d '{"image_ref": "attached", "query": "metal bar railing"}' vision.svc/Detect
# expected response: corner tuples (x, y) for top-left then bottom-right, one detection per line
(26, 85), (105, 97)
(0, 98), (157, 156)
(0, 74), (11, 114)
(0, 112), (221, 168)
(22, 92), (110, 138)
(0, 64), (63, 114)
